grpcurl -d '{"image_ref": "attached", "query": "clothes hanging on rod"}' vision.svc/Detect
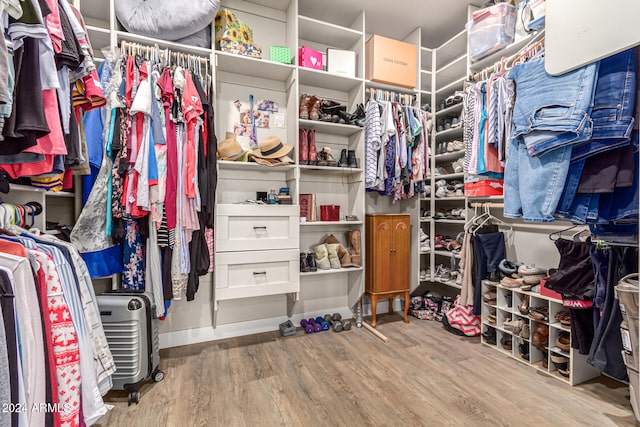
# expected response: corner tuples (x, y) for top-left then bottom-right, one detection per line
(71, 40), (217, 314)
(0, 212), (116, 427)
(364, 94), (431, 203)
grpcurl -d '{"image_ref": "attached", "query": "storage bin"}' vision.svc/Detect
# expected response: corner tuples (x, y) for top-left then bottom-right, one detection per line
(617, 274), (639, 368)
(298, 45), (323, 70)
(320, 205), (340, 221)
(467, 3), (516, 62)
(327, 48), (356, 77)
(270, 46), (291, 64)
(365, 35), (417, 88)
(464, 179), (504, 197)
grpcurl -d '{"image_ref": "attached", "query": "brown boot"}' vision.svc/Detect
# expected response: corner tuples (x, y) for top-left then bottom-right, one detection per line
(299, 94), (312, 119)
(307, 129), (317, 165)
(298, 128), (308, 165)
(309, 96), (321, 121)
(347, 230), (361, 267)
(324, 234), (353, 267)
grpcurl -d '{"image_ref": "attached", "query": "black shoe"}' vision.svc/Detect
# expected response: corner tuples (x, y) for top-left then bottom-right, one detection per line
(338, 149), (348, 167)
(347, 150), (357, 168)
(483, 327), (496, 345)
(300, 253), (310, 272)
(306, 252), (317, 272)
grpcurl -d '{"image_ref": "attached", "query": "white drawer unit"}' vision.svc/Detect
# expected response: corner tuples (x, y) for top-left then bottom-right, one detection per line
(215, 249), (299, 301)
(216, 204), (299, 252)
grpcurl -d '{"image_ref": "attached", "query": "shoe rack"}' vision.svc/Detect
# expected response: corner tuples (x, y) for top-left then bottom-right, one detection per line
(481, 280), (600, 386)
(420, 26), (468, 293)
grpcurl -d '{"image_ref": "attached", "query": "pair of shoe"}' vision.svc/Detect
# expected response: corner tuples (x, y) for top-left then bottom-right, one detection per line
(504, 318), (524, 335)
(435, 180), (464, 198)
(300, 252), (317, 272)
(419, 269), (430, 281)
(337, 149), (358, 168)
(483, 326), (497, 345)
(444, 91), (465, 107)
(447, 140), (464, 152)
(313, 232), (362, 270)
(420, 229), (430, 252)
(451, 159), (464, 173)
(483, 289), (497, 305)
(551, 353), (570, 376)
(298, 128), (317, 165)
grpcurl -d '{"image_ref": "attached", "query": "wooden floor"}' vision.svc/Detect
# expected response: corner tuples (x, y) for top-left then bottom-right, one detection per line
(95, 314), (637, 427)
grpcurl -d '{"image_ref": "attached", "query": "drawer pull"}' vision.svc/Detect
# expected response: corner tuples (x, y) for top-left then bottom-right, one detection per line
(253, 226), (267, 230)
(253, 271), (267, 276)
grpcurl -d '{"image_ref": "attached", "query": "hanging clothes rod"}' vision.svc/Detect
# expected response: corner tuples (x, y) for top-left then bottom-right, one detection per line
(119, 41), (211, 64)
(471, 30), (546, 81)
(468, 202), (504, 209)
(366, 87), (415, 106)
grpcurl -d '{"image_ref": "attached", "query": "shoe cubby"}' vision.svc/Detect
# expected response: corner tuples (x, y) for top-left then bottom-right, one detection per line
(496, 288), (513, 313)
(482, 325), (497, 347)
(481, 284), (601, 385)
(497, 330), (514, 356)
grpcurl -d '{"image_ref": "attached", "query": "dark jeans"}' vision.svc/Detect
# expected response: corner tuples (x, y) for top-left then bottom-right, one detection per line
(472, 231), (505, 315)
(588, 245), (639, 380)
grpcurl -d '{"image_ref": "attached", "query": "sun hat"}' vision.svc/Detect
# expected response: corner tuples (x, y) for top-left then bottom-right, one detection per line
(217, 132), (248, 161)
(251, 155), (294, 167)
(251, 135), (293, 159)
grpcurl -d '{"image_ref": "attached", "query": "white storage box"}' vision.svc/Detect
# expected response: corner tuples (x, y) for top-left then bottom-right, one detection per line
(327, 48), (356, 78)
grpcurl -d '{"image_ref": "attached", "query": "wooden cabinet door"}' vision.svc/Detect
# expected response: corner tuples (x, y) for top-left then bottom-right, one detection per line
(370, 217), (393, 293)
(390, 215), (411, 292)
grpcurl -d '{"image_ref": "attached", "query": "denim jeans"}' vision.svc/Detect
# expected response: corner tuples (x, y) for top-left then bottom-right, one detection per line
(571, 49), (636, 162)
(504, 135), (572, 222)
(508, 58), (599, 157)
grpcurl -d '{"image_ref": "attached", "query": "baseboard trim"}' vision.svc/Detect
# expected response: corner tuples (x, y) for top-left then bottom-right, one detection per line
(159, 299), (403, 349)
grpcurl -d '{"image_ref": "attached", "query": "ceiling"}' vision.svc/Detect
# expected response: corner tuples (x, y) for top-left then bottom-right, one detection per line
(298, 0), (485, 48)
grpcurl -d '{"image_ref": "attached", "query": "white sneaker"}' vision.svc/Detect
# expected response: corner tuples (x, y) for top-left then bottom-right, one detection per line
(452, 159), (463, 173)
(435, 186), (448, 198)
(419, 228), (429, 242)
(448, 140), (464, 151)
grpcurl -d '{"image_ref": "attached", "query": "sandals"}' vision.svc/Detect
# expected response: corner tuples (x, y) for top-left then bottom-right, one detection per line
(555, 310), (571, 327)
(483, 290), (497, 305)
(528, 307), (549, 322)
(518, 295), (530, 314)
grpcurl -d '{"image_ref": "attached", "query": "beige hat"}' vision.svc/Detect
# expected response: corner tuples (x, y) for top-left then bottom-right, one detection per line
(217, 132), (248, 161)
(250, 155), (294, 167)
(251, 135), (293, 159)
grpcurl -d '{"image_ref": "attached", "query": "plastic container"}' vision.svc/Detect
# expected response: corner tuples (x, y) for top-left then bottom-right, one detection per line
(464, 179), (504, 197)
(320, 205), (340, 221)
(467, 3), (516, 62)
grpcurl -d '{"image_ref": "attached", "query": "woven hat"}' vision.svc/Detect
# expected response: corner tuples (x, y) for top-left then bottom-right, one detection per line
(217, 132), (248, 161)
(251, 135), (293, 159)
(251, 155), (294, 167)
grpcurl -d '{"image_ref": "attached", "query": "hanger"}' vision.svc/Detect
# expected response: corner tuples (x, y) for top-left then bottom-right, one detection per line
(548, 223), (584, 241)
(471, 205), (513, 235)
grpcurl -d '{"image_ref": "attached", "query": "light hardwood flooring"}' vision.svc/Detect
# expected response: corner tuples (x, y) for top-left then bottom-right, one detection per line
(95, 314), (637, 426)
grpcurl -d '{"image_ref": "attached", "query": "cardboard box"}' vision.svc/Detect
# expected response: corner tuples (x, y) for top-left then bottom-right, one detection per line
(327, 49), (356, 77)
(298, 46), (323, 70)
(365, 35), (416, 88)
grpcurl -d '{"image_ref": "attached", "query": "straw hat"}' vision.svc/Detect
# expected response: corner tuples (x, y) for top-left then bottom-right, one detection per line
(251, 135), (293, 159)
(251, 155), (294, 167)
(217, 132), (248, 161)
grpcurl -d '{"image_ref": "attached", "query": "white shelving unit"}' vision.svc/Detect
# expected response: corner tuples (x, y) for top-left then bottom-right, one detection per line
(481, 280), (600, 386)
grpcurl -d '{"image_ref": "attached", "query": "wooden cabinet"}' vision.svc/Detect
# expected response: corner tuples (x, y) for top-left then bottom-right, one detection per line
(365, 214), (411, 327)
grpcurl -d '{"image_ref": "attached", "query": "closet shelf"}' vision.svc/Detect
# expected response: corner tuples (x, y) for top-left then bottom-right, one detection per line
(435, 126), (463, 140)
(550, 322), (571, 332)
(435, 28), (467, 68)
(297, 15), (362, 49)
(434, 219), (466, 224)
(420, 47), (434, 72)
(298, 164), (363, 174)
(549, 346), (571, 358)
(433, 250), (461, 259)
(436, 54), (467, 88)
(433, 279), (462, 290)
(115, 31), (213, 56)
(435, 76), (466, 96)
(217, 160), (296, 172)
(470, 32), (542, 73)
(300, 221), (363, 227)
(434, 172), (464, 180)
(365, 80), (418, 94)
(300, 68), (363, 92)
(420, 218), (433, 223)
(434, 196), (466, 201)
(420, 70), (432, 92)
(435, 102), (463, 117)
(298, 119), (363, 136)
(216, 51), (295, 81)
(300, 267), (364, 277)
(9, 184), (75, 198)
(434, 150), (465, 162)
